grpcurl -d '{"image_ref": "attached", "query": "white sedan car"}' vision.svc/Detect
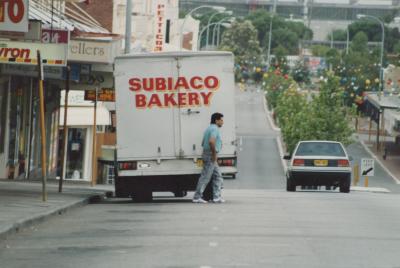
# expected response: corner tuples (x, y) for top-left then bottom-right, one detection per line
(284, 140), (352, 193)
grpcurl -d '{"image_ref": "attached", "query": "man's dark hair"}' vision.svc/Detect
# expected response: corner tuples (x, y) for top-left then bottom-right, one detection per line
(211, 112), (223, 124)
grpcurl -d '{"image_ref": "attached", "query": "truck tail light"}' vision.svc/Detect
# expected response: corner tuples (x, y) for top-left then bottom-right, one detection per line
(118, 161), (137, 170)
(293, 159), (305, 166)
(337, 159), (350, 167)
(218, 158), (236, 166)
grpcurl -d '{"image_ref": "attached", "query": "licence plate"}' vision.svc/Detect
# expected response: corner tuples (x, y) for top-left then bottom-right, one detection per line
(197, 159), (203, 167)
(314, 159), (328, 166)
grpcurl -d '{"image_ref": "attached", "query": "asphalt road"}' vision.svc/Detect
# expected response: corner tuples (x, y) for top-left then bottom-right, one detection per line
(228, 85), (285, 190)
(2, 86), (400, 268)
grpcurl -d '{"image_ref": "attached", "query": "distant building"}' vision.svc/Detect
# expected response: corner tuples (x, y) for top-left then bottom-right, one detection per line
(180, 0), (400, 40)
(75, 0), (199, 52)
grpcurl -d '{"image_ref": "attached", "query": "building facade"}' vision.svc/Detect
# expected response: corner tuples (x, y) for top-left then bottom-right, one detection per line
(0, 0), (120, 182)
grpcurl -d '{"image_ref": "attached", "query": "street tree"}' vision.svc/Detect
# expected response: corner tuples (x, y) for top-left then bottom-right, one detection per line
(275, 74), (354, 153)
(292, 59), (311, 84)
(220, 20), (262, 81)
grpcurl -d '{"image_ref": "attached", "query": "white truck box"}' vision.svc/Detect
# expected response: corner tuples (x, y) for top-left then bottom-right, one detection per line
(114, 51), (236, 201)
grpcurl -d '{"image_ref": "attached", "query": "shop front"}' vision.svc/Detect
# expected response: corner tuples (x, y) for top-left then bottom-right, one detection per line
(59, 90), (111, 181)
(0, 40), (67, 179)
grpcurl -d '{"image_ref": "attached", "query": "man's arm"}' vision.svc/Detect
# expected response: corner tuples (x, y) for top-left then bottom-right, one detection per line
(209, 137), (217, 163)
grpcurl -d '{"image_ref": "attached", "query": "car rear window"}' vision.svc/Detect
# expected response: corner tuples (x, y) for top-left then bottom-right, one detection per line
(295, 142), (346, 157)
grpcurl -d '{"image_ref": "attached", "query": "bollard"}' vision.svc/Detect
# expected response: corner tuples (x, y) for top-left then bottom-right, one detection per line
(353, 164), (359, 186)
(364, 176), (369, 187)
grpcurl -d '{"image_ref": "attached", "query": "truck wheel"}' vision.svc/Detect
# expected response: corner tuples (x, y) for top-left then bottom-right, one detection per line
(286, 178), (296, 192)
(174, 191), (187, 198)
(132, 190), (153, 202)
(232, 174), (236, 179)
(339, 176), (351, 193)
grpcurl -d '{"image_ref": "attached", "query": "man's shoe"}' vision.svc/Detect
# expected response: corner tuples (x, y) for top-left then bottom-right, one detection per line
(192, 198), (208, 204)
(212, 198), (225, 203)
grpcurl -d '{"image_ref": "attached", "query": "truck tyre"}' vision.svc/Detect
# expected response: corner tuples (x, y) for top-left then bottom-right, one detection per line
(339, 176), (351, 193)
(174, 190), (187, 198)
(286, 178), (296, 192)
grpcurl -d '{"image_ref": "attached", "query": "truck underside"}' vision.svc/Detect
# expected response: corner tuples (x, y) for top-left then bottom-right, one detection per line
(115, 174), (203, 202)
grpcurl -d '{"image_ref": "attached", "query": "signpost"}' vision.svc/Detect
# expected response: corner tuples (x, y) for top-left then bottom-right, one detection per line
(361, 158), (375, 187)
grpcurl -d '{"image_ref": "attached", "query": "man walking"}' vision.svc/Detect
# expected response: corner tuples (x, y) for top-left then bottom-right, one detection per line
(193, 112), (225, 204)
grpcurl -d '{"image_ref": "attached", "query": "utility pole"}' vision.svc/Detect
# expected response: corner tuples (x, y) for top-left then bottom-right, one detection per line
(37, 50), (47, 202)
(125, 0), (132, 54)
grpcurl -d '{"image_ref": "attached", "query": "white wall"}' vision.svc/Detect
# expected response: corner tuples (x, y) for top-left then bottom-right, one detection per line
(112, 0), (182, 52)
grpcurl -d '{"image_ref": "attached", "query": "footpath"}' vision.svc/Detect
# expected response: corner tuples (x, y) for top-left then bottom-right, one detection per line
(0, 179), (113, 240)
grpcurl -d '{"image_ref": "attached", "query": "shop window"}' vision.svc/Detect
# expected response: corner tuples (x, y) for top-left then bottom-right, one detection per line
(0, 83), (7, 153)
(66, 128), (86, 179)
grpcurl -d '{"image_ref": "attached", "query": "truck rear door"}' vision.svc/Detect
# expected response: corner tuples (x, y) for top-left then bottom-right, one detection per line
(177, 54), (236, 158)
(115, 56), (178, 160)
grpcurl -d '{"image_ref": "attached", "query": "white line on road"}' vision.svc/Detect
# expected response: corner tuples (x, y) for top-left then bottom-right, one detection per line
(209, 242), (218, 247)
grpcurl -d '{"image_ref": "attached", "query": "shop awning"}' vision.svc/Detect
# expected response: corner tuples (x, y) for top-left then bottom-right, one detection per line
(59, 106), (111, 126)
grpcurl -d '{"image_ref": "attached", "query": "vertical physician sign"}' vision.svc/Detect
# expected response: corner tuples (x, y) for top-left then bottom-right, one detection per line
(0, 0), (29, 32)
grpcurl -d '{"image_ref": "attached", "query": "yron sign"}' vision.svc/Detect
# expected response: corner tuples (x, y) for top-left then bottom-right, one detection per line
(0, 0), (29, 32)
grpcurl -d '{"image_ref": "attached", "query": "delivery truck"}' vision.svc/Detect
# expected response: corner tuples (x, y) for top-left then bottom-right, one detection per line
(113, 51), (237, 201)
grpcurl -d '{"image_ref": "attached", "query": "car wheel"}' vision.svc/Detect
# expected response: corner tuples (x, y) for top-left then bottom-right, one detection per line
(340, 176), (351, 193)
(286, 177), (296, 192)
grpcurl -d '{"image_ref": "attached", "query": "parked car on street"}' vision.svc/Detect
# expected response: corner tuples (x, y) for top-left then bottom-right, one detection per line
(284, 140), (352, 193)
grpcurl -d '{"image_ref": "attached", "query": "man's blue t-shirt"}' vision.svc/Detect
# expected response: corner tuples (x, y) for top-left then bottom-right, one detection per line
(202, 124), (222, 153)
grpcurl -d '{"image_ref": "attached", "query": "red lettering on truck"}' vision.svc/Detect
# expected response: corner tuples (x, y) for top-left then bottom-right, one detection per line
(128, 76), (220, 92)
(134, 92), (214, 108)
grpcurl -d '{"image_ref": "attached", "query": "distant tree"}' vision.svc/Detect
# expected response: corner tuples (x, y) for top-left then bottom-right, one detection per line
(272, 45), (290, 74)
(350, 31), (369, 54)
(328, 29), (348, 42)
(220, 20), (262, 81)
(246, 10), (312, 54)
(311, 45), (330, 57)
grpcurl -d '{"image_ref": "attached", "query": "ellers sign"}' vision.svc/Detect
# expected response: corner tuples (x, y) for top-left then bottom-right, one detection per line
(0, 0), (29, 32)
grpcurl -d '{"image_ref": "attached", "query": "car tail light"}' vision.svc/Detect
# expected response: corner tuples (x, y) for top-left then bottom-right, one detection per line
(337, 159), (350, 167)
(118, 161), (137, 170)
(218, 158), (236, 166)
(293, 159), (305, 166)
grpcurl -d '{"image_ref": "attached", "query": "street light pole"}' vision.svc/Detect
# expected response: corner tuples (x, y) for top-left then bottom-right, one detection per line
(266, 0), (277, 71)
(198, 22), (219, 50)
(180, 5), (225, 51)
(212, 16), (233, 47)
(206, 11), (221, 50)
(124, 0), (132, 54)
(357, 14), (385, 99)
(346, 27), (349, 55)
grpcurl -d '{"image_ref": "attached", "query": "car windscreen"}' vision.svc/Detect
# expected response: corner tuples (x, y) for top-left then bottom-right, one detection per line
(295, 142), (346, 157)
